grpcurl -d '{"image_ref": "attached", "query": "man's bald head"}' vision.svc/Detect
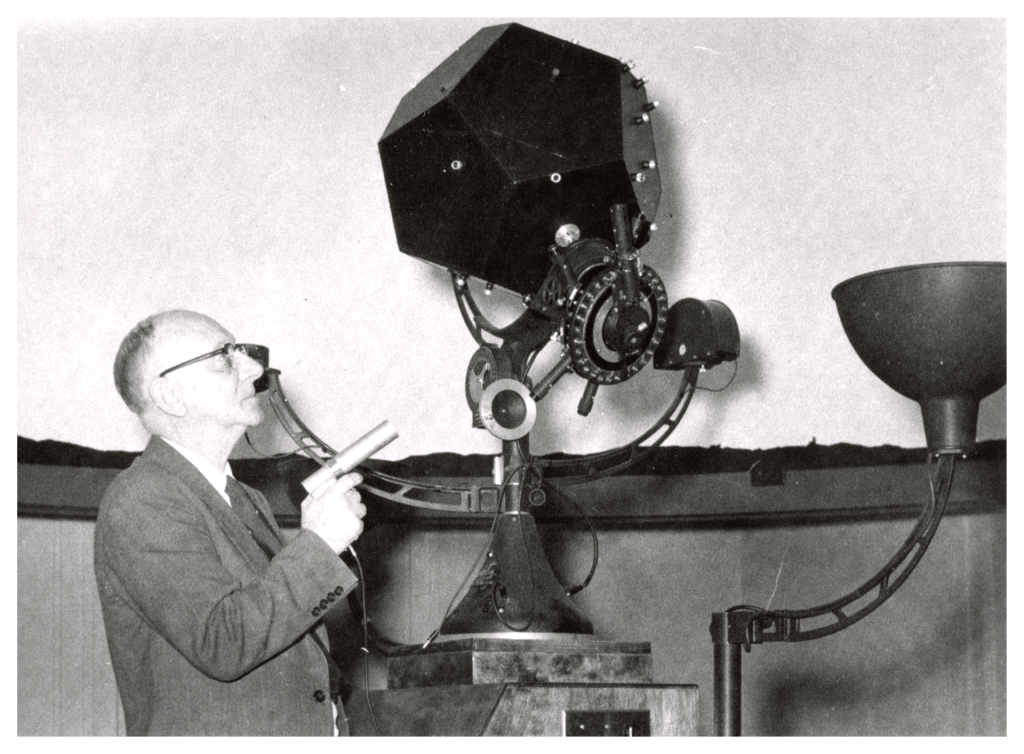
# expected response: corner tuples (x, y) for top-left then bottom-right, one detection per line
(113, 310), (227, 415)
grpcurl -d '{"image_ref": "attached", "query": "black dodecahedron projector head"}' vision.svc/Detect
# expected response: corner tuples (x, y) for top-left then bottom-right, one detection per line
(379, 23), (661, 296)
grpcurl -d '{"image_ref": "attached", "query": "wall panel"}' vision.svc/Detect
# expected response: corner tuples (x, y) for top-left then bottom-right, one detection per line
(18, 518), (124, 736)
(18, 510), (1004, 736)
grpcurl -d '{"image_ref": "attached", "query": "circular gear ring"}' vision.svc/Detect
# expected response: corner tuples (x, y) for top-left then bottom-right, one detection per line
(567, 266), (669, 385)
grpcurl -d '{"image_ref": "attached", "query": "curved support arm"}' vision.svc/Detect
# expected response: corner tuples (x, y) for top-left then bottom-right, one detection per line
(452, 272), (506, 344)
(267, 371), (495, 513)
(265, 371), (335, 466)
(720, 453), (956, 646)
(534, 365), (700, 484)
(266, 366), (700, 509)
(711, 454), (957, 736)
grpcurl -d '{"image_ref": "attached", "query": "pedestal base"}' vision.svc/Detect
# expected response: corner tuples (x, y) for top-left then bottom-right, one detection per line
(346, 636), (698, 736)
(345, 682), (698, 736)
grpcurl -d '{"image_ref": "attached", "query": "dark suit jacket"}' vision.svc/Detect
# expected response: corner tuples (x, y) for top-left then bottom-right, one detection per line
(94, 436), (358, 736)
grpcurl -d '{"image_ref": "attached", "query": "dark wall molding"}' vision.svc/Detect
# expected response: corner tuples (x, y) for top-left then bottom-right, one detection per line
(18, 435), (1006, 475)
(17, 436), (1005, 529)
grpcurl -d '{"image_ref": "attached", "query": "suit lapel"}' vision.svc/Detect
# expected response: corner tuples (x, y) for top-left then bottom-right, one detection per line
(146, 437), (274, 572)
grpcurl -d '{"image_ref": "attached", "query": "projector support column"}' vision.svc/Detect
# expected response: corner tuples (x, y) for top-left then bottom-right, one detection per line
(710, 612), (742, 736)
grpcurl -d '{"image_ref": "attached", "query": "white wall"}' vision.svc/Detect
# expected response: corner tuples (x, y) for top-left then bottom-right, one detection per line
(17, 18), (1006, 459)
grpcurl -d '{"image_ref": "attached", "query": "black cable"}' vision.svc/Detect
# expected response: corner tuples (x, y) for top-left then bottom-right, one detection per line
(348, 463), (532, 656)
(345, 545), (380, 736)
(541, 480), (600, 596)
(424, 495), (507, 645)
(435, 463), (532, 636)
(694, 359), (739, 392)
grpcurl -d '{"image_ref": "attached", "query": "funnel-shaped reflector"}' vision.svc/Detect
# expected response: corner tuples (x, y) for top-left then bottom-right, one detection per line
(832, 262), (1005, 454)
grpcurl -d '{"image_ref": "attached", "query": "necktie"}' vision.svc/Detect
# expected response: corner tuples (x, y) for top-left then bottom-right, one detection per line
(225, 477), (281, 559)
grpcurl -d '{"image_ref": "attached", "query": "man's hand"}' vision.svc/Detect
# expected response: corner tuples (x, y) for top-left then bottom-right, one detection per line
(300, 472), (367, 554)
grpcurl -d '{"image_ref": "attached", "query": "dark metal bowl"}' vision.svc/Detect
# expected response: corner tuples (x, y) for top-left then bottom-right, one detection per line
(832, 262), (1006, 453)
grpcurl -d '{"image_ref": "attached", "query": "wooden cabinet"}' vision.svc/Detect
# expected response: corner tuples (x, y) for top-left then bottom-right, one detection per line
(346, 682), (698, 736)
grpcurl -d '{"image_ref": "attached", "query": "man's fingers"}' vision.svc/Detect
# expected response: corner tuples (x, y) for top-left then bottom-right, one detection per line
(341, 472), (363, 490)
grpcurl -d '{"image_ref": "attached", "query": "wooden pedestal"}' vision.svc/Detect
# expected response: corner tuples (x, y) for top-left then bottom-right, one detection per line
(345, 682), (698, 736)
(346, 637), (698, 736)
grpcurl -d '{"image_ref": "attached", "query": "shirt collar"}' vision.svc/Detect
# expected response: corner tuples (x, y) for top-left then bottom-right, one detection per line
(161, 436), (233, 505)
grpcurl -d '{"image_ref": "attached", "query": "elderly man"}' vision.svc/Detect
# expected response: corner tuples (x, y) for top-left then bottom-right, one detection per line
(94, 309), (366, 736)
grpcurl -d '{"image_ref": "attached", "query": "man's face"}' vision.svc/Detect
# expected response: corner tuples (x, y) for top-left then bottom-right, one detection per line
(150, 313), (265, 431)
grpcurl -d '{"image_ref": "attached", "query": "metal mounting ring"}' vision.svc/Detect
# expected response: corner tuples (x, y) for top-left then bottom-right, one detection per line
(479, 379), (537, 441)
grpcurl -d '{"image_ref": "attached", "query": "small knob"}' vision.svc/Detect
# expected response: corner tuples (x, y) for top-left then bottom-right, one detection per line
(555, 223), (581, 248)
(577, 382), (599, 416)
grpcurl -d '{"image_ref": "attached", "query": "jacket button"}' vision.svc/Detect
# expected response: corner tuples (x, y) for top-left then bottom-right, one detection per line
(319, 599), (329, 610)
(313, 690), (326, 703)
(326, 593), (335, 602)
(312, 606), (321, 617)
(333, 586), (344, 596)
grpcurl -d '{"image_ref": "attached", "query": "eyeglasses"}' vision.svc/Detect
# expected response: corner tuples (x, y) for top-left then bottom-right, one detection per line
(159, 343), (270, 379)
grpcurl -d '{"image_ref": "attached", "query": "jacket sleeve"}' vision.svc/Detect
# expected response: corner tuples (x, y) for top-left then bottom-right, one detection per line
(95, 467), (358, 682)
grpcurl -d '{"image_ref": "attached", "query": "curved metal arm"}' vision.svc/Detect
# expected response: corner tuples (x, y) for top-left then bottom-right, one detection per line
(264, 370), (334, 466)
(266, 365), (701, 510)
(266, 371), (493, 512)
(452, 273), (507, 345)
(724, 454), (957, 645)
(534, 365), (701, 484)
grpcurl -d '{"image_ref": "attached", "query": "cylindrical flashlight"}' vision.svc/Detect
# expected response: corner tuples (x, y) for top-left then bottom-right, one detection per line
(301, 420), (398, 499)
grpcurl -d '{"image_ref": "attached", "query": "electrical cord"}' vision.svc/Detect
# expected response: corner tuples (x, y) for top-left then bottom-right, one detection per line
(514, 440), (599, 598)
(344, 545), (380, 736)
(345, 463), (531, 656)
(423, 492), (507, 646)
(694, 358), (738, 392)
(539, 479), (600, 595)
(431, 463), (533, 638)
